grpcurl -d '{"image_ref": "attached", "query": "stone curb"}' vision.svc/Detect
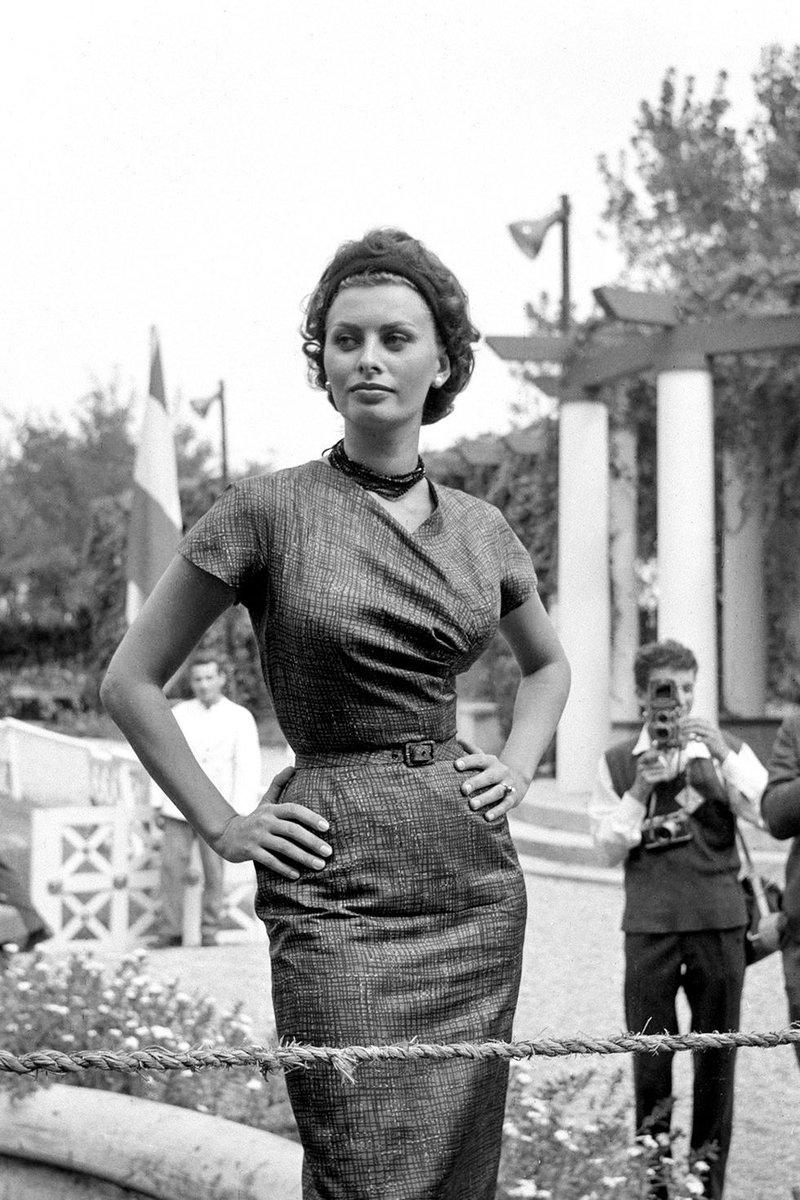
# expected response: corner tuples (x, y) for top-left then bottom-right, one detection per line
(0, 1086), (302, 1200)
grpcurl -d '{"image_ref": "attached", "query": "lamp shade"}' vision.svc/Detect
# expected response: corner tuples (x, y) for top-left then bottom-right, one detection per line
(190, 394), (217, 418)
(508, 212), (561, 260)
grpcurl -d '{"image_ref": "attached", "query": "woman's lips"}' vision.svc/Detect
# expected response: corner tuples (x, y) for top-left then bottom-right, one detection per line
(350, 384), (395, 399)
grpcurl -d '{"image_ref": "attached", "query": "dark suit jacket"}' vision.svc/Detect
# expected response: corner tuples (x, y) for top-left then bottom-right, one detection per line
(762, 713), (800, 942)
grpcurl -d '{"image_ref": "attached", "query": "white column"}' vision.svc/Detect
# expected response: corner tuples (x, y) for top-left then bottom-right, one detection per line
(610, 415), (640, 723)
(721, 448), (767, 715)
(656, 366), (718, 721)
(556, 396), (611, 796)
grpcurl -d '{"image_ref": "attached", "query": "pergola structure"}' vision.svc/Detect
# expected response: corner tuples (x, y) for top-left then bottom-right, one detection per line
(488, 292), (800, 797)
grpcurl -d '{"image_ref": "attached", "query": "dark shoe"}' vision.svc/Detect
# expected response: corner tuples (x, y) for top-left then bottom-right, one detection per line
(0, 923), (52, 955)
(151, 934), (181, 949)
(23, 924), (52, 951)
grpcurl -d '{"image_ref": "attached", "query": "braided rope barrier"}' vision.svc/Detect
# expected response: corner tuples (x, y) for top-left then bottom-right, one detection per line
(2, 1027), (800, 1082)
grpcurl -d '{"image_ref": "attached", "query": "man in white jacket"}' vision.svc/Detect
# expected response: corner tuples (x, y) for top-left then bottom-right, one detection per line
(151, 653), (262, 947)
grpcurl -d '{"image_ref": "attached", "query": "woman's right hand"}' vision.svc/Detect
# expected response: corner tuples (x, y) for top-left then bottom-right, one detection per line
(211, 767), (333, 879)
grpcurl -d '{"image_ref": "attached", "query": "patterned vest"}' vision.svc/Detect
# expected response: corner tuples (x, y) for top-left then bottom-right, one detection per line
(605, 733), (747, 934)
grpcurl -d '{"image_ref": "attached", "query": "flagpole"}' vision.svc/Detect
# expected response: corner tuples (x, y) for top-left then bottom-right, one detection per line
(190, 382), (228, 491)
(559, 194), (571, 335)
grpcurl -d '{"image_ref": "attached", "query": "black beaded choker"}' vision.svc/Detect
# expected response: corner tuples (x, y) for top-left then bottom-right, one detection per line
(326, 439), (426, 499)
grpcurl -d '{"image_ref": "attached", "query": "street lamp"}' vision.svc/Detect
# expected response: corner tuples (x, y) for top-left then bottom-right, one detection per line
(508, 194), (571, 334)
(190, 380), (229, 489)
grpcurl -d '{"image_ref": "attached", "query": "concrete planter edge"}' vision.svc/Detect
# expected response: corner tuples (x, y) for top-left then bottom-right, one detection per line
(0, 1083), (302, 1200)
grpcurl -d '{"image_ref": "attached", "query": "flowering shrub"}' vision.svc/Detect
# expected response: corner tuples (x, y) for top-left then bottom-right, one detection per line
(1, 951), (718, 1189)
(0, 948), (297, 1138)
(498, 1065), (710, 1199)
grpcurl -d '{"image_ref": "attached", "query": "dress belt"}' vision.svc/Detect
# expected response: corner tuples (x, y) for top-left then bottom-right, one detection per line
(295, 736), (462, 769)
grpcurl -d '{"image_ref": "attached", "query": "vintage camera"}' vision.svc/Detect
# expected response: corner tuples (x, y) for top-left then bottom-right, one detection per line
(646, 678), (684, 750)
(641, 808), (693, 852)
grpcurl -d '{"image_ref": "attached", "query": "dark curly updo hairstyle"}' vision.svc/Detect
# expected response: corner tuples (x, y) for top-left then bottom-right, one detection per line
(301, 227), (480, 425)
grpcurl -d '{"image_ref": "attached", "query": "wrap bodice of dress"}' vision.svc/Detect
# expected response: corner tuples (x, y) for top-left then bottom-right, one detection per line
(179, 459), (537, 754)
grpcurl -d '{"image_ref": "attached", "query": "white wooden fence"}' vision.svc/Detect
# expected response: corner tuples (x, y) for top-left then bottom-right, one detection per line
(0, 719), (262, 950)
(0, 703), (498, 951)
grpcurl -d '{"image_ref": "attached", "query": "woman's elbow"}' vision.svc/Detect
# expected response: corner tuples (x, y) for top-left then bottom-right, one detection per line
(544, 654), (571, 705)
(99, 653), (136, 720)
(98, 664), (122, 718)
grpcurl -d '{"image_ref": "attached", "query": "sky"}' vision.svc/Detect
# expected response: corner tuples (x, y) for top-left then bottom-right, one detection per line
(1, 1), (797, 472)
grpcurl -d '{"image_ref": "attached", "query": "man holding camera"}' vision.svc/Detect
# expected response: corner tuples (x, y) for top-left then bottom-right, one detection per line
(589, 639), (767, 1198)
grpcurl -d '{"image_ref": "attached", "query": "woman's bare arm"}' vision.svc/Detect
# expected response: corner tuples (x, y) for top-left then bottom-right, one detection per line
(101, 556), (241, 841)
(497, 592), (571, 788)
(101, 556), (332, 876)
(454, 592), (570, 820)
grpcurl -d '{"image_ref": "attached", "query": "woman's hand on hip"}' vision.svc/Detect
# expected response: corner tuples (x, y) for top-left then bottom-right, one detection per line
(454, 741), (526, 822)
(211, 767), (333, 879)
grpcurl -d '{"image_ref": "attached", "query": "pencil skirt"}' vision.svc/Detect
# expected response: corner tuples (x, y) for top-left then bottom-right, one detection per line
(255, 744), (527, 1199)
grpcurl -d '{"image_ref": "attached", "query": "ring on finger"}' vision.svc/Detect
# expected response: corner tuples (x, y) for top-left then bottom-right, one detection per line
(502, 782), (516, 798)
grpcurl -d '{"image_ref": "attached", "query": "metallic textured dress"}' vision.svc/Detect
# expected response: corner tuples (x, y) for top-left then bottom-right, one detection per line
(180, 460), (538, 1199)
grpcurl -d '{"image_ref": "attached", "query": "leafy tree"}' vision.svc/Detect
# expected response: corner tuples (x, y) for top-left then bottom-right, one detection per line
(428, 422), (559, 607)
(176, 424), (225, 532)
(80, 494), (130, 697)
(599, 44), (800, 696)
(0, 383), (276, 722)
(0, 382), (135, 629)
(600, 47), (800, 307)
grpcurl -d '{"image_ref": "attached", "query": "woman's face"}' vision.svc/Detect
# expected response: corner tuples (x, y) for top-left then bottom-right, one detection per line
(323, 283), (450, 433)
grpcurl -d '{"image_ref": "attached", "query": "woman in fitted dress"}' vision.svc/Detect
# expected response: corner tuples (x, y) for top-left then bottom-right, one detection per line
(102, 227), (570, 1199)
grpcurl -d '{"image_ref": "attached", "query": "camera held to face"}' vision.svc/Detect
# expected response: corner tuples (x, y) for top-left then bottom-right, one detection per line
(641, 807), (694, 852)
(646, 678), (685, 750)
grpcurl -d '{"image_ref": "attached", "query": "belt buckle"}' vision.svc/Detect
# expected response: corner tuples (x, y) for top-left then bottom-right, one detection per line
(404, 740), (435, 767)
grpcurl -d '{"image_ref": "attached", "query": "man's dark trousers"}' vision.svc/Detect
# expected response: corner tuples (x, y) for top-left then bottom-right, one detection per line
(625, 927), (745, 1199)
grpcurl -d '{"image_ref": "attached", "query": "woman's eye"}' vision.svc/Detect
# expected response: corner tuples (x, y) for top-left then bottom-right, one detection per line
(384, 332), (408, 347)
(334, 334), (358, 349)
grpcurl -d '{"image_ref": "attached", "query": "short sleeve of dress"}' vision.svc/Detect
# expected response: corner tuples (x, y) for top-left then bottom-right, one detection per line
(494, 513), (538, 618)
(178, 479), (267, 603)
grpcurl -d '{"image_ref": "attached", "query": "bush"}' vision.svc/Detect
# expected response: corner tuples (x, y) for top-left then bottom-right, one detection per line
(0, 955), (719, 1191)
(498, 1065), (710, 1199)
(0, 948), (297, 1139)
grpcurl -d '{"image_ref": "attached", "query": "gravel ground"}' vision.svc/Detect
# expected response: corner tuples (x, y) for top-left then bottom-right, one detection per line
(519, 875), (800, 1200)
(86, 872), (800, 1199)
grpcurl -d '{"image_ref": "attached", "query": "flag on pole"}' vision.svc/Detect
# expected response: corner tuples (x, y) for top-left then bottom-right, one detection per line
(125, 328), (182, 624)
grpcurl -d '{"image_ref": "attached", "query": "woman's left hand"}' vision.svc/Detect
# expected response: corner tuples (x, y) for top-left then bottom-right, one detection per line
(454, 741), (527, 822)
